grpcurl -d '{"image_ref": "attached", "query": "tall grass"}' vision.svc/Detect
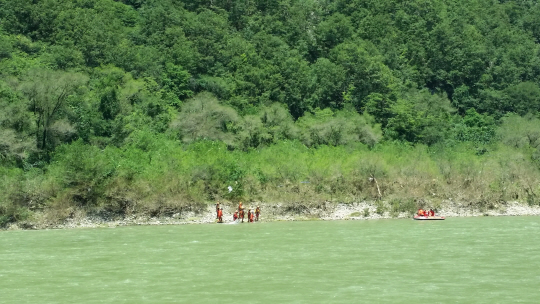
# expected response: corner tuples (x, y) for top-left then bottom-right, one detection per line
(2, 132), (540, 226)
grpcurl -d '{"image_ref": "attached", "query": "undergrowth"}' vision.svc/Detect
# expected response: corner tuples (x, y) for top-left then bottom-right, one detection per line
(2, 138), (540, 227)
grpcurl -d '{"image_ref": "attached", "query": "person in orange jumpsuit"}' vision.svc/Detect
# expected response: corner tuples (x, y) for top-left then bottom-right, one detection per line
(417, 208), (426, 216)
(215, 202), (220, 219)
(238, 201), (243, 212)
(255, 206), (260, 222)
(217, 208), (223, 223)
(428, 209), (435, 216)
(233, 211), (238, 221)
(248, 209), (254, 223)
(239, 208), (244, 223)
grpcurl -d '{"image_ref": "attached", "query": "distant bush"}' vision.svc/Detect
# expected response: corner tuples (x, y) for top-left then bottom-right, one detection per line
(0, 167), (31, 227)
(170, 92), (239, 146)
(389, 198), (416, 217)
(296, 108), (382, 147)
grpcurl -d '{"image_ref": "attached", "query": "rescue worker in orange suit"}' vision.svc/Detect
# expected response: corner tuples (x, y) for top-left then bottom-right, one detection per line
(255, 206), (260, 222)
(239, 208), (245, 223)
(417, 208), (426, 216)
(233, 211), (238, 221)
(428, 209), (435, 216)
(238, 201), (243, 212)
(248, 209), (254, 223)
(215, 202), (220, 219)
(217, 208), (223, 223)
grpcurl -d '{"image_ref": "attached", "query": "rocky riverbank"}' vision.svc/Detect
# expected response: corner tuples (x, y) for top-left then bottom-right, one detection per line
(5, 200), (540, 230)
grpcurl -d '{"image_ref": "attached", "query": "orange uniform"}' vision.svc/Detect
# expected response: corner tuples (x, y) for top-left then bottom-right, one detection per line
(255, 206), (260, 221)
(233, 212), (238, 221)
(217, 208), (223, 223)
(239, 209), (244, 223)
(418, 209), (426, 216)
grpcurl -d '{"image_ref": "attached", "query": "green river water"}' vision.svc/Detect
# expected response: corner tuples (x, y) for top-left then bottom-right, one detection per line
(1, 216), (539, 303)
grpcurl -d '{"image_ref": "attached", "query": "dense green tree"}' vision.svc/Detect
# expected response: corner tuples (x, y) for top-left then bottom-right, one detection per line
(170, 92), (239, 145)
(41, 45), (85, 70)
(18, 69), (88, 153)
(451, 108), (496, 145)
(0, 81), (35, 164)
(503, 82), (540, 116)
(309, 58), (347, 110)
(330, 40), (396, 112)
(183, 9), (231, 75)
(313, 13), (353, 58)
(160, 63), (192, 106)
(0, 30), (13, 60)
(386, 89), (455, 144)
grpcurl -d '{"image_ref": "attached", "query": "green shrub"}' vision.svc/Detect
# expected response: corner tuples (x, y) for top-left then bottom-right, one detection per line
(389, 198), (416, 217)
(363, 208), (370, 217)
(375, 201), (386, 215)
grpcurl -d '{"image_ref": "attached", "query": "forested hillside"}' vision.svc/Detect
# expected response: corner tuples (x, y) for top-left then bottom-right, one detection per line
(1, 0), (540, 227)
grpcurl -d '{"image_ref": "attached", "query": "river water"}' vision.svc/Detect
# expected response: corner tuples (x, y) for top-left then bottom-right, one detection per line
(1, 216), (539, 303)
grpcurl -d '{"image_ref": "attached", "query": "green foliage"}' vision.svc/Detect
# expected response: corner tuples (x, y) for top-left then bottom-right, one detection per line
(160, 63), (192, 106)
(48, 140), (116, 207)
(451, 109), (496, 145)
(237, 103), (297, 149)
(99, 88), (120, 120)
(170, 92), (239, 146)
(363, 208), (370, 218)
(296, 107), (382, 147)
(309, 58), (347, 110)
(17, 69), (88, 153)
(497, 114), (540, 168)
(0, 31), (13, 60)
(314, 13), (353, 57)
(503, 82), (540, 116)
(0, 80), (36, 164)
(389, 198), (417, 217)
(386, 89), (455, 144)
(330, 40), (396, 111)
(41, 45), (84, 70)
(498, 114), (540, 149)
(375, 201), (386, 215)
(0, 167), (31, 227)
(3, 0), (540, 226)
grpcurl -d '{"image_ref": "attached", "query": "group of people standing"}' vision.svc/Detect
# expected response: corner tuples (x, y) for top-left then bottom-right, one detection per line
(216, 202), (260, 223)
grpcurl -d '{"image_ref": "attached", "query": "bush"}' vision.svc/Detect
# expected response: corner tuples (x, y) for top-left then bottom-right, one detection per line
(389, 198), (416, 217)
(170, 92), (239, 146)
(0, 167), (32, 227)
(296, 108), (382, 147)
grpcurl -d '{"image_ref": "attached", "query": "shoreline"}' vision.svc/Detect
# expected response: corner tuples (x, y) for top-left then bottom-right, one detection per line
(5, 200), (540, 230)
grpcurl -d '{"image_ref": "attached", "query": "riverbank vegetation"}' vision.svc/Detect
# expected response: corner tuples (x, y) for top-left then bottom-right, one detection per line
(2, 0), (540, 227)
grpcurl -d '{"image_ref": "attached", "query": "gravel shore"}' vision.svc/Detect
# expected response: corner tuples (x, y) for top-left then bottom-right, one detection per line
(6, 200), (540, 230)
